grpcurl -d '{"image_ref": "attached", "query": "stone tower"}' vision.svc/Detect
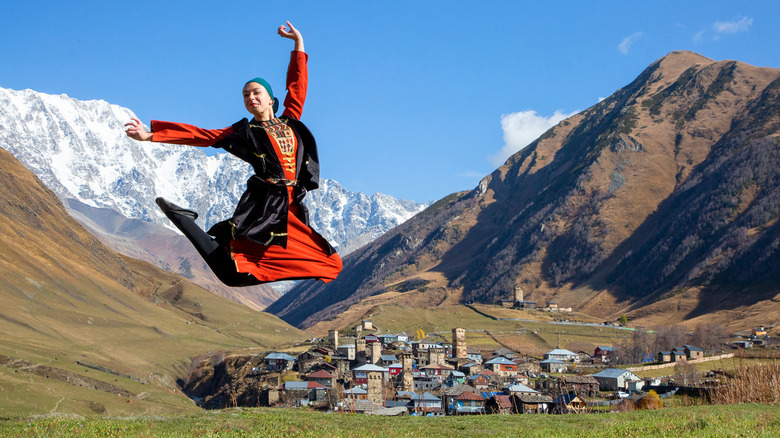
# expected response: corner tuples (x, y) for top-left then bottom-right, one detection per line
(428, 347), (445, 366)
(514, 286), (524, 302)
(369, 341), (382, 364)
(400, 352), (414, 392)
(452, 327), (467, 359)
(355, 338), (367, 362)
(366, 370), (384, 407)
(328, 330), (339, 350)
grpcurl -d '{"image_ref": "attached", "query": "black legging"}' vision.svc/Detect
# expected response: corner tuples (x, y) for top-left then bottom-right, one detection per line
(163, 209), (261, 287)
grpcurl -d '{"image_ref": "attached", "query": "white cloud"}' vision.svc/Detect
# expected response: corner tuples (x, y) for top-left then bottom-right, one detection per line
(713, 16), (753, 34)
(618, 32), (644, 54)
(489, 110), (576, 166)
(693, 29), (706, 43)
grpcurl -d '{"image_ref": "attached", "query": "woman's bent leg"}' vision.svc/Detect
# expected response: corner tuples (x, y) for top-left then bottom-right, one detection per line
(156, 198), (260, 287)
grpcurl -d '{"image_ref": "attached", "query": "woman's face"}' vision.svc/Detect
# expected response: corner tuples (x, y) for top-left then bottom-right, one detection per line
(243, 82), (274, 118)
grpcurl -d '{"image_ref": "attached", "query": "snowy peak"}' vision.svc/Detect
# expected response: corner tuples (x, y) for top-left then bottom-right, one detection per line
(0, 86), (429, 254)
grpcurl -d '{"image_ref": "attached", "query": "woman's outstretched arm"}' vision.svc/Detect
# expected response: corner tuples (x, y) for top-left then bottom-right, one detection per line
(124, 117), (233, 147)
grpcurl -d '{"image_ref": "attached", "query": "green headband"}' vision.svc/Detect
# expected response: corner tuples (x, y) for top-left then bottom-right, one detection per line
(245, 77), (279, 113)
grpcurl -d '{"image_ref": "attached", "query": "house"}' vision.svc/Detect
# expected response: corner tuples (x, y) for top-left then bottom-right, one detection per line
(443, 384), (478, 415)
(656, 351), (672, 363)
(342, 386), (367, 400)
(443, 370), (466, 388)
(467, 374), (490, 390)
(550, 393), (587, 414)
(544, 348), (580, 362)
(513, 300), (537, 310)
(466, 349), (483, 363)
(559, 375), (600, 398)
(484, 356), (517, 378)
(503, 383), (539, 396)
(540, 358), (566, 373)
(733, 340), (753, 349)
(409, 391), (443, 414)
(453, 391), (486, 415)
(337, 344), (356, 360)
(388, 362), (403, 377)
(512, 393), (552, 414)
(264, 352), (297, 371)
(422, 362), (455, 379)
(395, 332), (410, 343)
(671, 351), (687, 362)
(684, 345), (704, 360)
(379, 334), (398, 346)
(378, 354), (398, 367)
(281, 381), (327, 406)
(752, 327), (767, 337)
(304, 370), (335, 388)
(593, 346), (614, 363)
(492, 348), (516, 360)
(591, 368), (644, 392)
(460, 362), (483, 376)
(352, 364), (388, 385)
(485, 394), (515, 414)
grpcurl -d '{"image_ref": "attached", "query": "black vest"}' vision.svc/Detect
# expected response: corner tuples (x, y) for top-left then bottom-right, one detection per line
(207, 117), (333, 254)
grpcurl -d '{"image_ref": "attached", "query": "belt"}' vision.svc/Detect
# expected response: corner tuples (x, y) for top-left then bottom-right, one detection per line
(266, 178), (298, 186)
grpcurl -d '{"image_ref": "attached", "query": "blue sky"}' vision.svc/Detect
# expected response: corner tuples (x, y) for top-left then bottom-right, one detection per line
(2, 1), (778, 202)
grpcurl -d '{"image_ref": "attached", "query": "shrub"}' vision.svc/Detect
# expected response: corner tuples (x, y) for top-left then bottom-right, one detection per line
(637, 389), (664, 410)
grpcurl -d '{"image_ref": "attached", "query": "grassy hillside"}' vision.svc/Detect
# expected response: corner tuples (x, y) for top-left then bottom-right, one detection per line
(307, 303), (633, 357)
(0, 146), (306, 416)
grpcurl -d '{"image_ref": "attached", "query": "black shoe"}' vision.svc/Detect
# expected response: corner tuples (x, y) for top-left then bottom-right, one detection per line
(156, 197), (198, 220)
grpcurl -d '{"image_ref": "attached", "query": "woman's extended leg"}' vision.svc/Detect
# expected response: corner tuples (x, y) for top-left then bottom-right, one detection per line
(155, 197), (261, 287)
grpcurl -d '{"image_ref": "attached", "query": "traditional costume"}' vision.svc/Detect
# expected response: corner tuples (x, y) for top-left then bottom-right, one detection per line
(149, 51), (342, 285)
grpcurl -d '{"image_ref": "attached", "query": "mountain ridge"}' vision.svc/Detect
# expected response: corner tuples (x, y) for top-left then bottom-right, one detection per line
(267, 51), (780, 330)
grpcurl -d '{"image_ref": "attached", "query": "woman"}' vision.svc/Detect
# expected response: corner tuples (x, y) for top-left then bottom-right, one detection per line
(125, 21), (342, 287)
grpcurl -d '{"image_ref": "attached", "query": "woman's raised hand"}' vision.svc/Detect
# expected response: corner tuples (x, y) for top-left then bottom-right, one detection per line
(124, 117), (153, 142)
(278, 21), (304, 52)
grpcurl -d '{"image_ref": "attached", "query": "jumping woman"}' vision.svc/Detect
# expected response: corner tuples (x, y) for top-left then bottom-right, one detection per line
(125, 21), (342, 287)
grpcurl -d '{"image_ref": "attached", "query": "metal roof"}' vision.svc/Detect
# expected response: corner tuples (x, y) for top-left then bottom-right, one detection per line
(485, 356), (516, 365)
(352, 364), (388, 372)
(265, 352), (297, 361)
(592, 368), (635, 379)
(545, 348), (577, 356)
(504, 383), (538, 393)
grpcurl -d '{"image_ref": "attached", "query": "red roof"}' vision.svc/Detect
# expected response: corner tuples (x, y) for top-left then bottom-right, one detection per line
(456, 391), (486, 401)
(306, 370), (334, 379)
(491, 395), (513, 408)
(422, 363), (454, 370)
(478, 369), (497, 376)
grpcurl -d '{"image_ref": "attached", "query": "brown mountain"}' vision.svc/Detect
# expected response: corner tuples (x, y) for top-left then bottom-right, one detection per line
(0, 146), (304, 415)
(268, 51), (780, 330)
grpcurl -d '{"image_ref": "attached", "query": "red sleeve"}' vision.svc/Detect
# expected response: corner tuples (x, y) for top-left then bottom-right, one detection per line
(281, 51), (308, 120)
(150, 120), (234, 147)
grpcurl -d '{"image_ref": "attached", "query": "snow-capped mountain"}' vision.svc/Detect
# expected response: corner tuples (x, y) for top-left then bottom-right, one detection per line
(0, 86), (430, 254)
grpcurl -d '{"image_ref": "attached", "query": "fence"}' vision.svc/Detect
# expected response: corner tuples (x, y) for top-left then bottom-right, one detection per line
(625, 353), (734, 372)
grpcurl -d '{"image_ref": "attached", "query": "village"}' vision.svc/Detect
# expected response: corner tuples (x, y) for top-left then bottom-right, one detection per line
(205, 312), (775, 416)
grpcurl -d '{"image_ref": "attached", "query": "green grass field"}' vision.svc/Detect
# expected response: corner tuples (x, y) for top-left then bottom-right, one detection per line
(1, 404), (777, 437)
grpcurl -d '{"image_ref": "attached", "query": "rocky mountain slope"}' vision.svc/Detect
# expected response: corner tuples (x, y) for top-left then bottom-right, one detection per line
(268, 51), (780, 330)
(0, 86), (428, 306)
(0, 146), (305, 415)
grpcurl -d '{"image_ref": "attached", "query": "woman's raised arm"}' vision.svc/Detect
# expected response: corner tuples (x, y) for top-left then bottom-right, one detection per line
(278, 20), (304, 53)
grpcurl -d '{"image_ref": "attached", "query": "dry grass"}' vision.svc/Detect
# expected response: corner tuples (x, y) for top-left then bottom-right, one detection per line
(711, 360), (780, 405)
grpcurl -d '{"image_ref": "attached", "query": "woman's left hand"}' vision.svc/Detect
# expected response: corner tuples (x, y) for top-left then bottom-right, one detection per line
(278, 21), (304, 52)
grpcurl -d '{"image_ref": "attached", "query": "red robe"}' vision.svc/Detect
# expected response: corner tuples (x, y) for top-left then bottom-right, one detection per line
(149, 51), (341, 283)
